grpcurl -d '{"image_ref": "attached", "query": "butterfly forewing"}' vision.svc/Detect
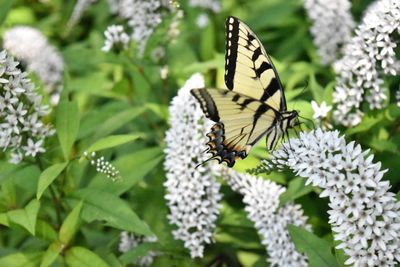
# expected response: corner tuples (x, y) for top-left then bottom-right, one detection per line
(224, 16), (286, 112)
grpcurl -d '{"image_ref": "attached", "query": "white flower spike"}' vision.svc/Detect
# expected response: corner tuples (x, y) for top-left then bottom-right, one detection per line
(0, 50), (54, 163)
(333, 0), (400, 126)
(304, 0), (355, 65)
(164, 73), (222, 258)
(261, 129), (400, 266)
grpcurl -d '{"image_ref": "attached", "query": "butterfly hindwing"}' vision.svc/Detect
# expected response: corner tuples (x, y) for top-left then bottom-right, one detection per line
(191, 88), (281, 167)
(225, 16), (287, 112)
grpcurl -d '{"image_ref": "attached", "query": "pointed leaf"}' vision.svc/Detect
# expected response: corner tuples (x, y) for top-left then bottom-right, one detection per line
(36, 219), (58, 242)
(0, 213), (9, 226)
(40, 242), (63, 267)
(93, 107), (145, 139)
(65, 247), (109, 267)
(7, 199), (40, 235)
(86, 134), (142, 153)
(0, 252), (42, 267)
(71, 188), (153, 236)
(56, 100), (80, 159)
(0, 0), (13, 25)
(279, 177), (313, 206)
(59, 201), (83, 244)
(288, 225), (339, 267)
(37, 162), (68, 200)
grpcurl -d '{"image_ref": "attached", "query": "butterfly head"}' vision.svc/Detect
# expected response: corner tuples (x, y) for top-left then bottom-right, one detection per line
(285, 110), (299, 128)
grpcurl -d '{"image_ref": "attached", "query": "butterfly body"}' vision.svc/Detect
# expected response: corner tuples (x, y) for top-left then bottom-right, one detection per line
(191, 16), (298, 167)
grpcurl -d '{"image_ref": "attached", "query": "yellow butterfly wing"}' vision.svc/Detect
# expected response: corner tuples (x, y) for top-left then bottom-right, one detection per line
(224, 16), (287, 112)
(191, 88), (282, 167)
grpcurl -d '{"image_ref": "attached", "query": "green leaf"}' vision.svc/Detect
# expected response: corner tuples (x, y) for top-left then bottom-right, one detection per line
(308, 74), (324, 103)
(200, 21), (215, 61)
(0, 162), (18, 184)
(59, 201), (83, 244)
(346, 114), (383, 135)
(93, 107), (145, 139)
(0, 0), (13, 25)
(56, 100), (80, 160)
(37, 162), (68, 200)
(7, 199), (40, 235)
(119, 243), (160, 264)
(36, 220), (58, 242)
(0, 213), (9, 226)
(71, 188), (153, 236)
(279, 177), (313, 206)
(65, 247), (109, 267)
(86, 134), (142, 153)
(288, 225), (339, 267)
(40, 242), (63, 267)
(0, 252), (42, 267)
(88, 147), (163, 195)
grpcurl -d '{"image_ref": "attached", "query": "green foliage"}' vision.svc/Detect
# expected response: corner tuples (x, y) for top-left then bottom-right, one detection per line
(288, 225), (339, 267)
(0, 0), (398, 266)
(56, 99), (80, 160)
(36, 162), (68, 200)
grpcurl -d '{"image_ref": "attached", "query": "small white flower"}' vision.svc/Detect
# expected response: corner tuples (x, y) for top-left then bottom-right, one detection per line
(160, 65), (168, 79)
(24, 138), (45, 157)
(311, 100), (332, 119)
(102, 25), (130, 52)
(196, 13), (209, 28)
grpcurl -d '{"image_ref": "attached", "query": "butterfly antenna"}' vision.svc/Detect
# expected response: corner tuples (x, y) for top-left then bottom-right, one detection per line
(291, 80), (310, 111)
(298, 115), (315, 130)
(195, 155), (217, 169)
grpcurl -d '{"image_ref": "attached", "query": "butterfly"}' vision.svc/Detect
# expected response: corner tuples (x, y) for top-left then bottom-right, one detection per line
(191, 16), (299, 167)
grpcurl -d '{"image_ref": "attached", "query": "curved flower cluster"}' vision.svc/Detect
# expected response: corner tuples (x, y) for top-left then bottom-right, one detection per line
(102, 25), (130, 52)
(119, 231), (158, 266)
(83, 151), (120, 181)
(3, 26), (64, 99)
(333, 0), (400, 127)
(261, 129), (400, 266)
(164, 74), (222, 258)
(189, 0), (221, 13)
(218, 167), (310, 267)
(116, 0), (165, 56)
(67, 0), (97, 29)
(304, 0), (354, 65)
(0, 50), (53, 164)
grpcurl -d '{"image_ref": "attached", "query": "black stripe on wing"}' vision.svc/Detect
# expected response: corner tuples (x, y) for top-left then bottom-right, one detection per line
(191, 88), (220, 122)
(225, 16), (239, 90)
